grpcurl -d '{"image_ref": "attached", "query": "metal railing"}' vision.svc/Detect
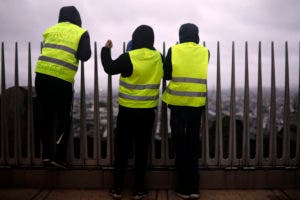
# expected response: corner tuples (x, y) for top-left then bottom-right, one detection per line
(0, 41), (299, 169)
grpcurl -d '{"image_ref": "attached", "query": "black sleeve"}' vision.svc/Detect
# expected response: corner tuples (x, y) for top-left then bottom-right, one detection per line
(77, 31), (91, 62)
(208, 50), (210, 62)
(100, 47), (133, 77)
(163, 48), (172, 80)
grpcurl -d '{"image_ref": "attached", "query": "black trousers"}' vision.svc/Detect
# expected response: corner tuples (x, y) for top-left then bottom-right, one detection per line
(35, 73), (73, 162)
(170, 106), (203, 194)
(113, 105), (155, 191)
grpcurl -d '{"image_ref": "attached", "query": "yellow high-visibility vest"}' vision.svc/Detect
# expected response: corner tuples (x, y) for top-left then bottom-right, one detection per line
(119, 48), (163, 108)
(35, 22), (86, 83)
(162, 42), (208, 107)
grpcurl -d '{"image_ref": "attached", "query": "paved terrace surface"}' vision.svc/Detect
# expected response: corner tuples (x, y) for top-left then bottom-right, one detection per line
(0, 189), (299, 200)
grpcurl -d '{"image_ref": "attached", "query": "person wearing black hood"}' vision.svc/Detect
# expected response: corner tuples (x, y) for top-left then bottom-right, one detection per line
(162, 23), (209, 199)
(101, 25), (163, 200)
(35, 6), (91, 168)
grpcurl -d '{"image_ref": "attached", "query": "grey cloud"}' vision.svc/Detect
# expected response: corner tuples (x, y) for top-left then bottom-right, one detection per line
(236, 0), (300, 34)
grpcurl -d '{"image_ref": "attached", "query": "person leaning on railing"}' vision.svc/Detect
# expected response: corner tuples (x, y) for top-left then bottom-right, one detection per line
(34, 6), (91, 168)
(162, 23), (210, 200)
(101, 25), (163, 200)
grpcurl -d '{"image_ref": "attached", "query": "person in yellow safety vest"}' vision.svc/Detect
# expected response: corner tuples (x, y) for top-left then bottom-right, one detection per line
(162, 23), (209, 200)
(35, 6), (91, 168)
(101, 25), (163, 200)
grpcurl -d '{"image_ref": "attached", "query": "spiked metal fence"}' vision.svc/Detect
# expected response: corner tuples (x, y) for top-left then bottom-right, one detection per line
(0, 41), (299, 170)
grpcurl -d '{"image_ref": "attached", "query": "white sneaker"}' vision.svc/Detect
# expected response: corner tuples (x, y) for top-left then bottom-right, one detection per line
(175, 191), (190, 199)
(50, 160), (66, 169)
(190, 193), (200, 199)
(110, 189), (122, 199)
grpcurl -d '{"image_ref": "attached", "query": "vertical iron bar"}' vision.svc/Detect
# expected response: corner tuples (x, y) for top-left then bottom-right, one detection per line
(283, 41), (290, 165)
(1, 42), (5, 92)
(27, 42), (33, 164)
(1, 42), (6, 164)
(216, 41), (222, 166)
(229, 41), (236, 167)
(39, 42), (43, 162)
(93, 42), (100, 165)
(15, 42), (19, 87)
(124, 42), (135, 166)
(269, 41), (277, 166)
(202, 41), (208, 166)
(150, 42), (167, 166)
(296, 41), (300, 165)
(40, 42), (43, 53)
(243, 41), (250, 166)
(203, 93), (208, 167)
(151, 42), (167, 166)
(80, 61), (87, 166)
(256, 41), (263, 166)
(123, 42), (126, 53)
(161, 42), (168, 165)
(14, 42), (20, 165)
(107, 73), (113, 165)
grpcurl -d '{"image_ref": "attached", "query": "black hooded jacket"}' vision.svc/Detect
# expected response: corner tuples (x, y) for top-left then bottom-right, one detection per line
(35, 6), (91, 88)
(163, 23), (209, 80)
(58, 6), (91, 61)
(101, 25), (162, 77)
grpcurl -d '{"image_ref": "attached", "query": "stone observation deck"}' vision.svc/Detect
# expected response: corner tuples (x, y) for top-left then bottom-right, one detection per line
(1, 189), (300, 200)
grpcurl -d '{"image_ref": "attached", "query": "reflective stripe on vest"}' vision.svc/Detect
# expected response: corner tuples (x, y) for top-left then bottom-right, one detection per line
(38, 55), (77, 71)
(119, 48), (163, 108)
(43, 43), (77, 57)
(120, 80), (160, 90)
(119, 93), (159, 101)
(172, 77), (207, 84)
(162, 42), (208, 107)
(165, 87), (206, 97)
(35, 22), (86, 83)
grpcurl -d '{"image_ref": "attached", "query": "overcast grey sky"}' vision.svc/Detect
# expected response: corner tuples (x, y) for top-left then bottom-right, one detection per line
(0, 0), (299, 91)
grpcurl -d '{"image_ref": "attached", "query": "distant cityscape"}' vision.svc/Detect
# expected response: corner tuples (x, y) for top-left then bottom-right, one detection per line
(3, 85), (298, 159)
(72, 88), (299, 139)
(70, 87), (298, 158)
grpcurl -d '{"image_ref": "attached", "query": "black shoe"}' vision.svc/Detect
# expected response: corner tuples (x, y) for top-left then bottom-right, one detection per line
(175, 190), (190, 199)
(50, 160), (67, 169)
(42, 158), (52, 167)
(190, 188), (200, 199)
(110, 188), (122, 199)
(190, 193), (200, 199)
(132, 190), (148, 200)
